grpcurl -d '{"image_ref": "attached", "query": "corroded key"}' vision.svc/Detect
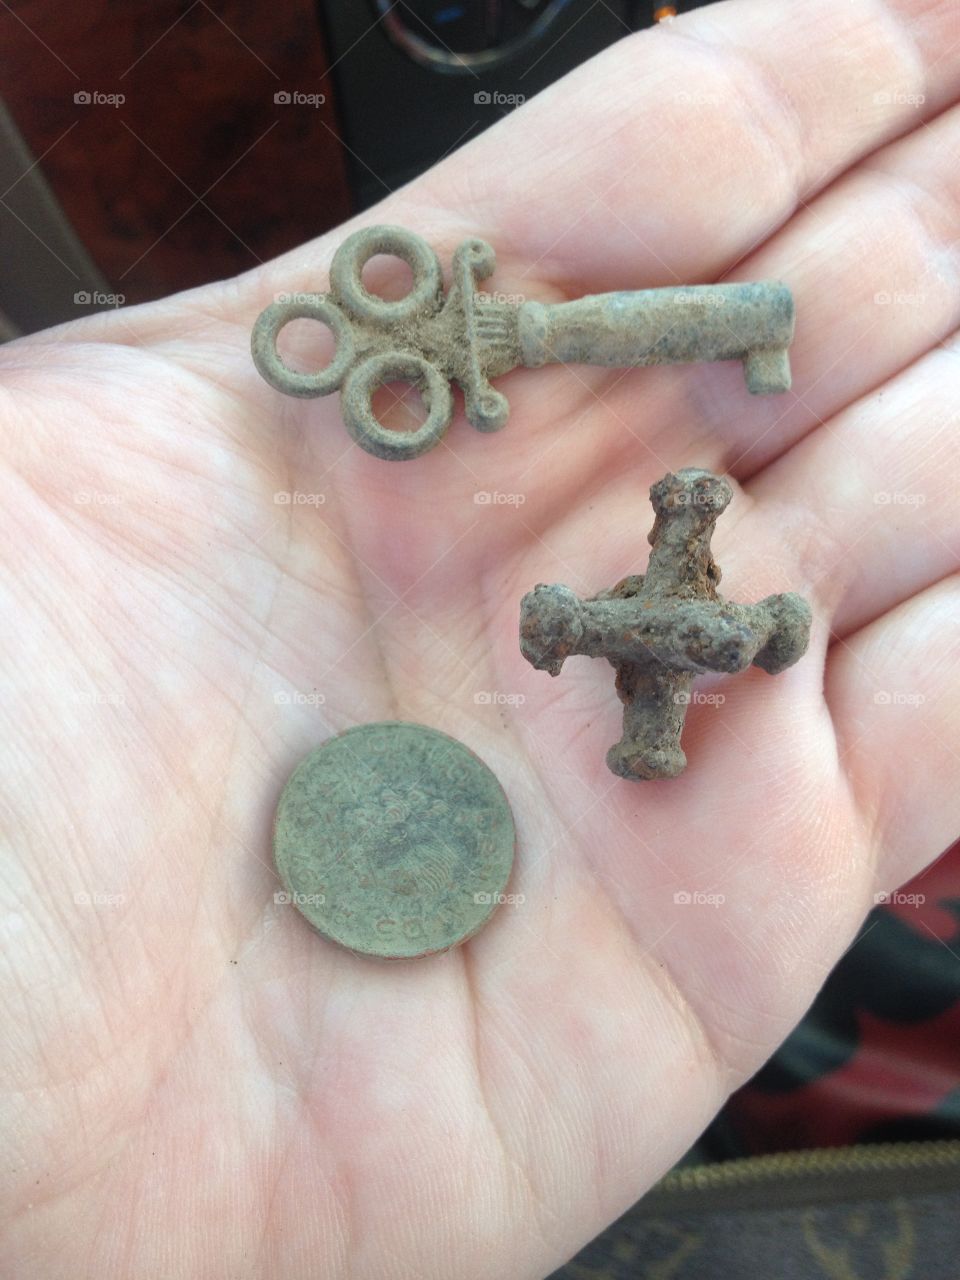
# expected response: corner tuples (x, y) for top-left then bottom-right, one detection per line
(252, 225), (795, 462)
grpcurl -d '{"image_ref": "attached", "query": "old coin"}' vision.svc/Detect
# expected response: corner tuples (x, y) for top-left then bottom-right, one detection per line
(273, 721), (516, 959)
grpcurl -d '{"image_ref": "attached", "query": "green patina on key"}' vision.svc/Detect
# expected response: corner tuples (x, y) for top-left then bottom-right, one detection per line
(252, 225), (795, 462)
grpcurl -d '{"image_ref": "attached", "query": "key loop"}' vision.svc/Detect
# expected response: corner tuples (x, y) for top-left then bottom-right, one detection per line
(330, 226), (443, 325)
(342, 351), (453, 462)
(251, 295), (354, 398)
(252, 228), (452, 458)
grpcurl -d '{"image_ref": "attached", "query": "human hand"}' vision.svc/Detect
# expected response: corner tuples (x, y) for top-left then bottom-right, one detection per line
(2, 1), (959, 1275)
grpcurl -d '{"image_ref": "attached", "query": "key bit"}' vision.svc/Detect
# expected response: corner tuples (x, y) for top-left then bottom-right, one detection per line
(519, 468), (812, 780)
(252, 225), (796, 461)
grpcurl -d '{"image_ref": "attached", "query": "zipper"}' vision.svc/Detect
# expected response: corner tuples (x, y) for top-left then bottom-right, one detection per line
(641, 1140), (960, 1214)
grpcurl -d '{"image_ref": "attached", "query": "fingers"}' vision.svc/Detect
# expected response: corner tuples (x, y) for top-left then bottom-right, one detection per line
(825, 575), (960, 891)
(26, 0), (960, 503)
(706, 95), (960, 476)
(207, 0), (960, 334)
(744, 335), (960, 639)
(425, 0), (960, 290)
(482, 90), (960, 541)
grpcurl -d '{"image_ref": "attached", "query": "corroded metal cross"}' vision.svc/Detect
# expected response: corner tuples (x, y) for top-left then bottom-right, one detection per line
(519, 469), (812, 780)
(252, 225), (796, 461)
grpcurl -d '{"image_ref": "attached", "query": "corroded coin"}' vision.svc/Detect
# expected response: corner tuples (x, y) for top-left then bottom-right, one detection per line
(273, 721), (516, 959)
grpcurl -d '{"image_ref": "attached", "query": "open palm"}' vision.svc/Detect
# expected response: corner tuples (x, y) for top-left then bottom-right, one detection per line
(3, 2), (959, 1275)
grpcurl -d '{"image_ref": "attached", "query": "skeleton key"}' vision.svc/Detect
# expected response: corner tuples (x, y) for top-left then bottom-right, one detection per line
(252, 225), (795, 462)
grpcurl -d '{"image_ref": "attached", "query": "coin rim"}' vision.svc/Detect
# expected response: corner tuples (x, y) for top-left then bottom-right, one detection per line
(273, 720), (517, 959)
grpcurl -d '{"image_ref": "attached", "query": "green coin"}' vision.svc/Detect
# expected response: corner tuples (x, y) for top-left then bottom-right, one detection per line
(273, 721), (517, 959)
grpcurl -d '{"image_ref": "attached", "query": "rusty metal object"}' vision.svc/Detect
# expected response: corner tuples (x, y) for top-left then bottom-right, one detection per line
(519, 469), (811, 780)
(251, 225), (796, 461)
